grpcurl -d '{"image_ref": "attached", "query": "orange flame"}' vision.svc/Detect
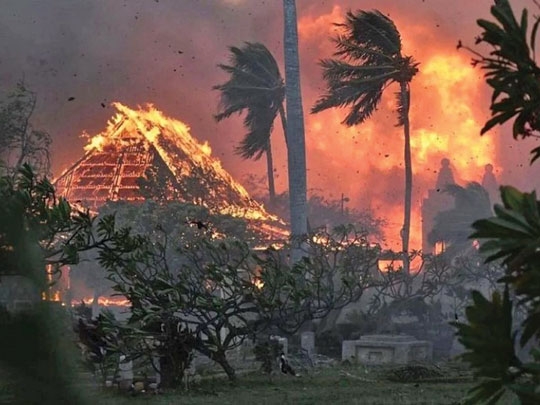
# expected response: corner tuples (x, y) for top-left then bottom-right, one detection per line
(253, 277), (264, 289)
(73, 296), (131, 307)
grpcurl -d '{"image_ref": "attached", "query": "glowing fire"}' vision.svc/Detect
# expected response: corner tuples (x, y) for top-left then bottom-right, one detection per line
(295, 5), (498, 251)
(73, 296), (131, 307)
(42, 291), (61, 302)
(42, 264), (70, 304)
(253, 277), (264, 289)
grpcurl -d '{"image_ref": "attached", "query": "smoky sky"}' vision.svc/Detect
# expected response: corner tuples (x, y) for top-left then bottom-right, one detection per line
(1, 0), (539, 246)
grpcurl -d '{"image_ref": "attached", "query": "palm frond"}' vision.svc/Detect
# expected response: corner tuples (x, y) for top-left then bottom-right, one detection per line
(229, 43), (282, 87)
(332, 35), (394, 64)
(214, 42), (284, 160)
(235, 102), (280, 160)
(343, 88), (383, 126)
(319, 59), (397, 83)
(312, 80), (385, 126)
(312, 9), (417, 124)
(339, 10), (401, 58)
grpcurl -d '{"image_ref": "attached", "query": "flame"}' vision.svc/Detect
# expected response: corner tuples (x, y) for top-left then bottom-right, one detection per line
(73, 296), (131, 307)
(84, 134), (107, 152)
(297, 6), (498, 251)
(201, 141), (212, 156)
(42, 291), (62, 301)
(253, 277), (264, 289)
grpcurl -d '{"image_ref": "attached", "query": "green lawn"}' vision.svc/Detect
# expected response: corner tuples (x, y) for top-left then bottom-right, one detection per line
(92, 365), (475, 405)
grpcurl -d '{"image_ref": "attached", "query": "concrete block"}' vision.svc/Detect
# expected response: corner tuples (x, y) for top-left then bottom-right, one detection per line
(342, 334), (432, 365)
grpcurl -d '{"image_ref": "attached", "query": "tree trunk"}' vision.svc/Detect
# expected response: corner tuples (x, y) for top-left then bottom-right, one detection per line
(92, 289), (100, 319)
(265, 140), (276, 207)
(400, 82), (412, 274)
(278, 103), (288, 147)
(214, 351), (236, 382)
(159, 355), (183, 389)
(283, 0), (308, 264)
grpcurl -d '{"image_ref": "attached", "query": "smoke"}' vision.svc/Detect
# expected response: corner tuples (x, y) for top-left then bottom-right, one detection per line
(1, 0), (538, 248)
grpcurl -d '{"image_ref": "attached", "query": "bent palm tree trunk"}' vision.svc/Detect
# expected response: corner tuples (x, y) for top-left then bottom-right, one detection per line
(283, 0), (308, 263)
(265, 140), (276, 205)
(400, 82), (412, 274)
(278, 104), (289, 147)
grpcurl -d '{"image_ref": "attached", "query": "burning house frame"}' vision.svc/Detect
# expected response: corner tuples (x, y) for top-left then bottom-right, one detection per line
(52, 102), (288, 308)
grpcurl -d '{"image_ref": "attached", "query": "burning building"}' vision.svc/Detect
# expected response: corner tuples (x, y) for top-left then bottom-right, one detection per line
(54, 102), (286, 238)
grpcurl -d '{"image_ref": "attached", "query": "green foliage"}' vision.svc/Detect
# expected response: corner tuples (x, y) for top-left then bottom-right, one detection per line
(472, 186), (540, 348)
(98, 225), (261, 382)
(0, 165), (121, 403)
(76, 312), (122, 384)
(255, 225), (380, 333)
(0, 164), (110, 283)
(452, 186), (540, 404)
(0, 304), (89, 404)
(95, 219), (379, 381)
(454, 2), (540, 401)
(464, 0), (540, 163)
(452, 288), (520, 404)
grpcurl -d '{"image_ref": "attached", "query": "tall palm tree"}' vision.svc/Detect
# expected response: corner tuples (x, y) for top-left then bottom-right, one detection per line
(283, 0), (308, 263)
(214, 42), (287, 205)
(312, 10), (418, 272)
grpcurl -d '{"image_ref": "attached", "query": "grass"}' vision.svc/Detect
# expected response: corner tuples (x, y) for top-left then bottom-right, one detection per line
(90, 364), (474, 405)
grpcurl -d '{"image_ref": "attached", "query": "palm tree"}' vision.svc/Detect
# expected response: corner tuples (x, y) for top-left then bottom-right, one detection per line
(311, 10), (418, 272)
(283, 0), (308, 262)
(429, 182), (492, 256)
(214, 42), (287, 206)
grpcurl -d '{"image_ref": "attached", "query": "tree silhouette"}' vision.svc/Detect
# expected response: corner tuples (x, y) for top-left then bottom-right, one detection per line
(214, 42), (286, 205)
(312, 9), (418, 272)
